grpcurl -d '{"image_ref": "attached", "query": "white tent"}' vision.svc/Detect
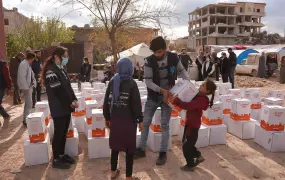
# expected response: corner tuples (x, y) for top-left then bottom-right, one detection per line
(105, 43), (152, 66)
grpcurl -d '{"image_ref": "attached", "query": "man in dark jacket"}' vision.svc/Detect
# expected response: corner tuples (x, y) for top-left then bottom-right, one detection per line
(220, 52), (230, 83)
(228, 48), (237, 88)
(179, 48), (192, 71)
(9, 52), (25, 105)
(80, 57), (91, 82)
(135, 36), (190, 166)
(32, 50), (42, 108)
(0, 60), (12, 126)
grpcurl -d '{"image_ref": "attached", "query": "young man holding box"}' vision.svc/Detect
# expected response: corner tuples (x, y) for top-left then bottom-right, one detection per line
(135, 36), (190, 165)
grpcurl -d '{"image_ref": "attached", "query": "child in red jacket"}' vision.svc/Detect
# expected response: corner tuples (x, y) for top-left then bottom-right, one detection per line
(169, 79), (217, 171)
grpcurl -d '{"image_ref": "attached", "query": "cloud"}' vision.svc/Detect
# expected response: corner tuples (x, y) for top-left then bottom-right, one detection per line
(4, 0), (285, 38)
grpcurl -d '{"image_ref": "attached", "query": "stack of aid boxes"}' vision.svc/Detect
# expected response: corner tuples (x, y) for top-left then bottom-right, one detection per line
(264, 97), (283, 106)
(267, 90), (285, 100)
(84, 100), (98, 137)
(24, 112), (51, 166)
(228, 98), (257, 139)
(218, 82), (232, 95)
(219, 94), (233, 127)
(35, 101), (53, 137)
(65, 119), (79, 157)
(88, 109), (110, 159)
(228, 89), (242, 99)
(93, 82), (106, 90)
(92, 93), (105, 109)
(254, 105), (285, 152)
(244, 88), (262, 121)
(72, 96), (86, 133)
(147, 107), (172, 152)
(82, 87), (94, 101)
(167, 80), (198, 112)
(170, 109), (181, 136)
(202, 101), (227, 145)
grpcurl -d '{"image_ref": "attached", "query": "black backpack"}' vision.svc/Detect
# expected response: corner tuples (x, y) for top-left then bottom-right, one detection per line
(0, 62), (7, 89)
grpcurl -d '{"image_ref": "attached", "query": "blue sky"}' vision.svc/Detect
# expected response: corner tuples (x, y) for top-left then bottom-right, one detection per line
(3, 0), (283, 39)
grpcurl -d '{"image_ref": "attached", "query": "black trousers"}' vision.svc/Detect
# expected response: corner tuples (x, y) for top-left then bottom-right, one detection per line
(52, 114), (71, 158)
(222, 73), (229, 83)
(12, 79), (21, 104)
(182, 126), (201, 166)
(32, 83), (41, 106)
(111, 150), (134, 177)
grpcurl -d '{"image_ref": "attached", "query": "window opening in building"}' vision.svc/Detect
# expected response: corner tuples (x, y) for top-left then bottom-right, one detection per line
(4, 19), (9, 25)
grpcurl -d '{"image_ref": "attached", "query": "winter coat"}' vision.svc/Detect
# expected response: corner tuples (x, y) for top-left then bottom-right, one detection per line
(45, 62), (77, 118)
(257, 55), (266, 78)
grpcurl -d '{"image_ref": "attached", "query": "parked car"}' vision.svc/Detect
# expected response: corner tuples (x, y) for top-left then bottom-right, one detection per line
(236, 52), (279, 77)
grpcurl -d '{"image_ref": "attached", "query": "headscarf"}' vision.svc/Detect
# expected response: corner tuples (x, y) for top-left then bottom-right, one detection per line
(112, 58), (133, 103)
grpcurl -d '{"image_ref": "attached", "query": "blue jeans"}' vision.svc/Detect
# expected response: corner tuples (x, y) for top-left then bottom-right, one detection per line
(23, 88), (32, 122)
(229, 66), (236, 88)
(0, 89), (9, 118)
(138, 97), (172, 152)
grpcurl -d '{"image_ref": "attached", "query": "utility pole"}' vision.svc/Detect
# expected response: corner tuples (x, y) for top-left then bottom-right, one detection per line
(0, 0), (7, 60)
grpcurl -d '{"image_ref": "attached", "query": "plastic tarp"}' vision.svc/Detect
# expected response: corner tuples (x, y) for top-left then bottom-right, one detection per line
(217, 49), (259, 64)
(105, 43), (152, 66)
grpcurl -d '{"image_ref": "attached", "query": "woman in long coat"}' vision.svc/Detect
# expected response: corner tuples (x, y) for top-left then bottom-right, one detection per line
(280, 56), (285, 84)
(103, 58), (143, 180)
(257, 52), (266, 78)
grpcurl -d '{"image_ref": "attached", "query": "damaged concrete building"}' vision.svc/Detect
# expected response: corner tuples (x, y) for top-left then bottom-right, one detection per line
(188, 1), (266, 48)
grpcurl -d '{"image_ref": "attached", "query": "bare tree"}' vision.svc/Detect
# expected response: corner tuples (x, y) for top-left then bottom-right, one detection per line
(59, 0), (178, 63)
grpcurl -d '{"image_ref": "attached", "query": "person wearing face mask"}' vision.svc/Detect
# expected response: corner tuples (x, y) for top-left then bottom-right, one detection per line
(135, 36), (190, 166)
(17, 52), (36, 126)
(41, 46), (78, 169)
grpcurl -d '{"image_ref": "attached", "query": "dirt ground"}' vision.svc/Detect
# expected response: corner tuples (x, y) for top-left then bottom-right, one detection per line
(1, 75), (285, 180)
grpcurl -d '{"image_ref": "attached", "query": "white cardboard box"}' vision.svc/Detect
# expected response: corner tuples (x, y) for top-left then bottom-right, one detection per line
(228, 89), (242, 99)
(231, 98), (251, 121)
(136, 129), (141, 148)
(26, 112), (46, 143)
(220, 95), (232, 114)
(267, 90), (285, 100)
(88, 129), (110, 159)
(92, 93), (105, 108)
(84, 118), (92, 137)
(168, 80), (198, 112)
(196, 125), (210, 148)
(151, 108), (161, 132)
(264, 97), (283, 107)
(218, 83), (232, 95)
(93, 82), (106, 90)
(205, 124), (227, 145)
(73, 116), (85, 133)
(254, 124), (285, 152)
(24, 133), (51, 166)
(244, 88), (262, 109)
(91, 109), (105, 137)
(228, 118), (257, 139)
(140, 90), (147, 97)
(35, 101), (50, 125)
(222, 114), (230, 128)
(147, 129), (172, 153)
(65, 128), (79, 157)
(178, 124), (185, 142)
(202, 101), (223, 125)
(75, 96), (86, 112)
(82, 87), (94, 99)
(47, 120), (54, 139)
(260, 105), (285, 131)
(251, 109), (261, 121)
(170, 116), (181, 136)
(85, 100), (98, 122)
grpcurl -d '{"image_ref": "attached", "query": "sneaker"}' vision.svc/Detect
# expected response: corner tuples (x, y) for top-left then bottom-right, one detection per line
(61, 155), (75, 164)
(52, 158), (71, 169)
(180, 165), (194, 172)
(156, 152), (167, 166)
(134, 148), (146, 159)
(196, 155), (205, 164)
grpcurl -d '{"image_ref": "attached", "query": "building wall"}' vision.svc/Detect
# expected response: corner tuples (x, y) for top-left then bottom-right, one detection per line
(208, 37), (216, 45)
(4, 8), (28, 34)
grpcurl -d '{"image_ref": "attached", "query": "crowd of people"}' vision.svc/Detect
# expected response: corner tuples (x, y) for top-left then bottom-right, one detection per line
(195, 48), (237, 88)
(1, 35), (285, 179)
